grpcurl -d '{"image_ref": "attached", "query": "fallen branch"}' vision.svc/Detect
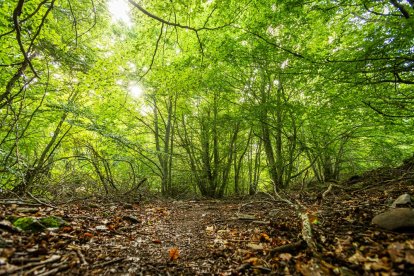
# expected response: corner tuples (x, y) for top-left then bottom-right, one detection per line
(267, 186), (319, 255)
(27, 192), (57, 208)
(270, 240), (307, 256)
(322, 183), (333, 199)
(76, 249), (88, 266)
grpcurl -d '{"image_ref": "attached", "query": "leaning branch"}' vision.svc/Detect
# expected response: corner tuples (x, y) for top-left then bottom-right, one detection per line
(139, 23), (164, 80)
(362, 101), (414, 118)
(127, 0), (232, 32)
(267, 188), (318, 254)
(127, 0), (234, 57)
(13, 0), (39, 78)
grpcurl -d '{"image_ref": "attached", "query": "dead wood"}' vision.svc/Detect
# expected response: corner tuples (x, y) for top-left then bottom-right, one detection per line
(270, 240), (307, 256)
(4, 254), (61, 274)
(27, 192), (57, 208)
(266, 188), (319, 255)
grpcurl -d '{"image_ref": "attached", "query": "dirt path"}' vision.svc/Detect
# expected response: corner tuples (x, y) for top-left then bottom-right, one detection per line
(69, 200), (269, 275)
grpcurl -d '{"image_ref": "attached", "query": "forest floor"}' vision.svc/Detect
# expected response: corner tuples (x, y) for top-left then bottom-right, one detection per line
(2, 161), (414, 275)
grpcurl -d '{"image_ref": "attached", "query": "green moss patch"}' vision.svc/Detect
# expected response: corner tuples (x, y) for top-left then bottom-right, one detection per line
(12, 216), (66, 232)
(13, 217), (45, 232)
(39, 216), (66, 228)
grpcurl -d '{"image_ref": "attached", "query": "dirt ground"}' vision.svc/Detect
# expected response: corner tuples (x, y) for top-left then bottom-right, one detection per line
(2, 159), (414, 275)
(1, 179), (414, 275)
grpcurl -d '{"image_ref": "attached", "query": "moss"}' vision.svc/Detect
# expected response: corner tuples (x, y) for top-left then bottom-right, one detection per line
(6, 215), (18, 223)
(39, 216), (66, 228)
(13, 217), (45, 232)
(12, 216), (66, 232)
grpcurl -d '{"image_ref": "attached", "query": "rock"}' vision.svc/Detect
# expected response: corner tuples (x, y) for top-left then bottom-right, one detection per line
(391, 193), (412, 208)
(38, 216), (67, 228)
(372, 208), (414, 231)
(13, 217), (46, 232)
(12, 216), (66, 232)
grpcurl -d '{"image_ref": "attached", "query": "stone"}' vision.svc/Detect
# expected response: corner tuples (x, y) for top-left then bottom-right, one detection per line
(391, 193), (412, 208)
(372, 208), (414, 231)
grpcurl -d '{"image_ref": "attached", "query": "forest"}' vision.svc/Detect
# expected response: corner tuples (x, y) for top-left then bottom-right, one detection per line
(1, 0), (414, 275)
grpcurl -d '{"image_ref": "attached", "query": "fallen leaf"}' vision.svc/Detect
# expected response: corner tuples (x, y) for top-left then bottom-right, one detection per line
(206, 226), (214, 234)
(244, 257), (259, 265)
(387, 242), (405, 263)
(169, 247), (179, 261)
(308, 214), (319, 225)
(247, 243), (263, 251)
(62, 226), (73, 232)
(260, 233), (271, 243)
(405, 250), (414, 264)
(83, 232), (93, 238)
(348, 251), (366, 264)
(296, 259), (324, 276)
(279, 253), (292, 261)
(95, 225), (108, 231)
(0, 247), (15, 258)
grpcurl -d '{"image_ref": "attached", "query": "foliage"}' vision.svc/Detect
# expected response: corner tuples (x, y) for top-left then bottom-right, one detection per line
(0, 0), (413, 197)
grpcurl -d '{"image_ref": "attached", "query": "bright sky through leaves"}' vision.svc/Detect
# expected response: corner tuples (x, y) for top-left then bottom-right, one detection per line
(108, 0), (132, 27)
(129, 83), (144, 98)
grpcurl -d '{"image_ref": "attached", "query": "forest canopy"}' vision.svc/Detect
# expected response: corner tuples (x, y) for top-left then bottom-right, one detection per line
(0, 0), (413, 198)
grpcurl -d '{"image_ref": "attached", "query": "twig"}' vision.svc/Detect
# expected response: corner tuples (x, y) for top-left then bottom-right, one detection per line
(5, 255), (61, 274)
(269, 184), (319, 255)
(76, 249), (88, 266)
(27, 192), (57, 208)
(92, 257), (124, 268)
(270, 240), (307, 256)
(36, 263), (69, 276)
(320, 183), (333, 205)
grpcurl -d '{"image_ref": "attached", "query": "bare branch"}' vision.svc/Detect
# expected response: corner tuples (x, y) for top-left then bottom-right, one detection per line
(12, 0), (39, 78)
(67, 0), (78, 47)
(139, 23), (164, 81)
(362, 101), (414, 117)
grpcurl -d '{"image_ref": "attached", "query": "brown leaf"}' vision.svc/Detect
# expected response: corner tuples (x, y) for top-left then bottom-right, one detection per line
(387, 242), (405, 263)
(83, 232), (93, 238)
(348, 251), (366, 264)
(62, 226), (73, 232)
(296, 259), (324, 276)
(247, 243), (263, 251)
(405, 250), (414, 264)
(0, 247), (15, 258)
(244, 257), (259, 265)
(279, 253), (292, 261)
(260, 233), (270, 243)
(169, 247), (179, 261)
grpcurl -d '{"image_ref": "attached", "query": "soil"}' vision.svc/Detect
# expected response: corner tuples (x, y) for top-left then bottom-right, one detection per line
(1, 160), (414, 275)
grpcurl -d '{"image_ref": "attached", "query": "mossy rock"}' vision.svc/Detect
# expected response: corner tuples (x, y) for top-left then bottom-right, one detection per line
(13, 217), (45, 232)
(39, 216), (67, 228)
(13, 216), (66, 232)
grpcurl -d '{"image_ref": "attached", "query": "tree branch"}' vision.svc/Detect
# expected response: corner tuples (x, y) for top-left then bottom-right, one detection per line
(139, 23), (164, 80)
(13, 0), (39, 78)
(390, 0), (411, 19)
(362, 101), (414, 117)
